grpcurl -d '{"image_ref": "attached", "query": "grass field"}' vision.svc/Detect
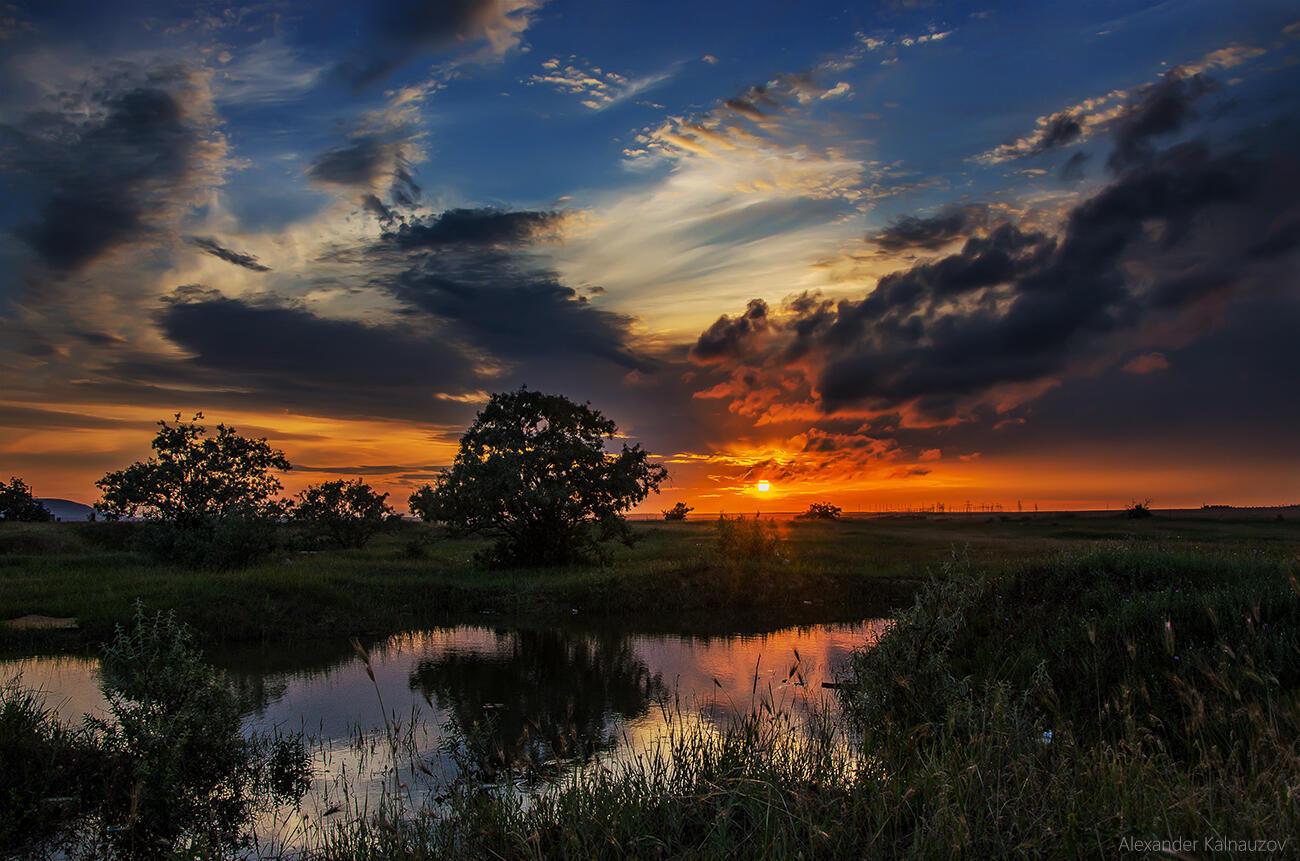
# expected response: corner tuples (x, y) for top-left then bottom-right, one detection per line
(3, 511), (1299, 654)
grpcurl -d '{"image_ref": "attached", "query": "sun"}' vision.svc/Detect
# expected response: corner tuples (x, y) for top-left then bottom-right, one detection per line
(756, 480), (771, 493)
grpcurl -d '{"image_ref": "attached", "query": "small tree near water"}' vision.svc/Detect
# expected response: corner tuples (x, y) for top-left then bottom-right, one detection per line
(408, 389), (667, 566)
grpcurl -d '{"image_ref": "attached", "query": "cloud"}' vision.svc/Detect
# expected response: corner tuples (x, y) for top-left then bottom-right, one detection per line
(529, 57), (675, 110)
(1106, 72), (1213, 172)
(691, 299), (769, 363)
(387, 253), (654, 373)
(148, 285), (484, 421)
(187, 236), (271, 271)
(690, 137), (1298, 427)
(975, 90), (1129, 164)
(975, 40), (1267, 166)
(1059, 151), (1090, 183)
(343, 0), (545, 88)
(1122, 352), (1169, 375)
(869, 204), (992, 252)
(307, 135), (418, 197)
(820, 82), (852, 100)
(211, 38), (325, 105)
(1, 65), (228, 272)
(382, 208), (565, 249)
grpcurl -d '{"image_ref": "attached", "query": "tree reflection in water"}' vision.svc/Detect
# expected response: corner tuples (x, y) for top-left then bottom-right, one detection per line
(409, 628), (663, 780)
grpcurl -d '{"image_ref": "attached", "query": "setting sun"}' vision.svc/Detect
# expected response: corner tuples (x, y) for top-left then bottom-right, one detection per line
(756, 480), (771, 493)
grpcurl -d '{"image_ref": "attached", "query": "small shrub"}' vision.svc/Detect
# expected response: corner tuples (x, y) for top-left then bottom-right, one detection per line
(1123, 499), (1153, 519)
(796, 502), (842, 520)
(662, 501), (694, 521)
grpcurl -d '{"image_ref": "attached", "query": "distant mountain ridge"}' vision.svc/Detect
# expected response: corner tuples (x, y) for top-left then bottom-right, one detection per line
(35, 498), (96, 522)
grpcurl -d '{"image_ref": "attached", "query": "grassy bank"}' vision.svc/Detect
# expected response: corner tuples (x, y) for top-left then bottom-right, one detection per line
(3, 514), (1300, 654)
(309, 546), (1300, 859)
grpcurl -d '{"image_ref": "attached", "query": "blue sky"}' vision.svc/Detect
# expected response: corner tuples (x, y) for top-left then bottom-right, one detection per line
(2, 0), (1299, 509)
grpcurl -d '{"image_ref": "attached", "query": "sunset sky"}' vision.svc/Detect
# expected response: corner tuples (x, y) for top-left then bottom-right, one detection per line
(2, 0), (1298, 513)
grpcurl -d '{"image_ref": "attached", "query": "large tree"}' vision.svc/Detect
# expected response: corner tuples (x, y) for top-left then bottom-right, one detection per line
(409, 389), (667, 566)
(96, 414), (290, 524)
(0, 477), (52, 522)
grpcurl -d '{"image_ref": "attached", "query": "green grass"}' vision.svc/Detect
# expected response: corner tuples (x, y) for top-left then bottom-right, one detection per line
(3, 513), (1299, 654)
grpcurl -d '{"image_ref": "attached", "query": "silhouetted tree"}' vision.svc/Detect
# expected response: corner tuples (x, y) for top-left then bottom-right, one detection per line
(0, 477), (52, 523)
(662, 501), (693, 522)
(96, 414), (290, 524)
(293, 479), (392, 548)
(408, 389), (667, 566)
(95, 414), (290, 567)
(797, 502), (843, 520)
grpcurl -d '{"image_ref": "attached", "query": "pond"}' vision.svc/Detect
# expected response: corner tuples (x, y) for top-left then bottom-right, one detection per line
(3, 620), (886, 852)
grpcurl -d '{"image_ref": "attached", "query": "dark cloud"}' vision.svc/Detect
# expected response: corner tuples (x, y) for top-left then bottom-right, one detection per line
(389, 256), (653, 372)
(693, 138), (1297, 423)
(1038, 112), (1083, 151)
(384, 208), (563, 250)
(724, 98), (766, 121)
(342, 0), (541, 89)
(1059, 151), (1090, 183)
(187, 236), (271, 272)
(308, 136), (404, 187)
(691, 299), (768, 363)
(1108, 73), (1214, 172)
(1, 68), (223, 272)
(869, 204), (992, 252)
(142, 286), (483, 421)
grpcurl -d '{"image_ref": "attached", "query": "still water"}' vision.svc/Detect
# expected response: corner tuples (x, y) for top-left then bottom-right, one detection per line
(3, 620), (885, 849)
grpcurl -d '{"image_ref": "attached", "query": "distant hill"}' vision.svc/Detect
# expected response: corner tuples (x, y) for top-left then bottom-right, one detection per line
(35, 498), (96, 522)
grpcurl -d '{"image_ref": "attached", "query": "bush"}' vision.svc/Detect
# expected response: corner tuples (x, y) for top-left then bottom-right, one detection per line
(132, 515), (281, 569)
(796, 502), (842, 520)
(662, 501), (694, 521)
(294, 479), (392, 549)
(87, 606), (310, 856)
(1123, 499), (1153, 519)
(0, 677), (102, 853)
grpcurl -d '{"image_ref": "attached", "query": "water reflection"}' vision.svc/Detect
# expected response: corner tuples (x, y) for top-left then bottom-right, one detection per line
(2, 618), (887, 842)
(410, 628), (664, 776)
